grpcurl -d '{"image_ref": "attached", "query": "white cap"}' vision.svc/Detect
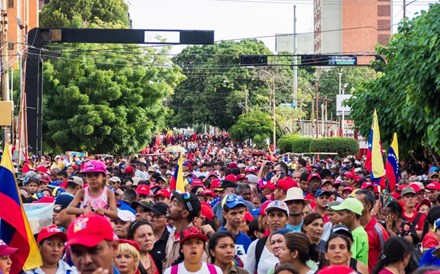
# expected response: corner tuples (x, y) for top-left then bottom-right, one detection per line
(265, 200), (289, 216)
(117, 210), (135, 222)
(68, 176), (83, 187)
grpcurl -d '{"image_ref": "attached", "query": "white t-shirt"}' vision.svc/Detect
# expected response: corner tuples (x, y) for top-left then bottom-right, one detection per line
(163, 262), (223, 274)
(244, 239), (279, 274)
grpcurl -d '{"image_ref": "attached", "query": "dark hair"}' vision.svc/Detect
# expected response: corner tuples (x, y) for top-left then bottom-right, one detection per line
(128, 220), (153, 240)
(421, 206), (440, 240)
(248, 218), (263, 241)
(383, 200), (403, 218)
(275, 162), (288, 175)
(66, 181), (79, 189)
(302, 213), (323, 233)
(58, 170), (68, 178)
(208, 231), (236, 263)
(274, 263), (299, 274)
(356, 189), (375, 209)
(300, 172), (310, 182)
(284, 232), (319, 263)
(122, 188), (137, 204)
(319, 169), (332, 180)
(298, 158), (307, 168)
(326, 234), (352, 252)
(372, 236), (412, 274)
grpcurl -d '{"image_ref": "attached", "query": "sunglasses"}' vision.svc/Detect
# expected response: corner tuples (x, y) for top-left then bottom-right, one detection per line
(53, 206), (66, 213)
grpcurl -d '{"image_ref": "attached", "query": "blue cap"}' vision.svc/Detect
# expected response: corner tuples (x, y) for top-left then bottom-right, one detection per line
(223, 194), (246, 209)
(435, 218), (440, 230)
(54, 194), (74, 207)
(315, 189), (332, 198)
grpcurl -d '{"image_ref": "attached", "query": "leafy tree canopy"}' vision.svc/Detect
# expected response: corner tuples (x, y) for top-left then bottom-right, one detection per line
(348, 3), (440, 155)
(229, 110), (276, 147)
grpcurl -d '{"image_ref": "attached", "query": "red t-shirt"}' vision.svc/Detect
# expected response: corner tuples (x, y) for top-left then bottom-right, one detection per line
(402, 211), (425, 231)
(304, 193), (316, 209)
(364, 217), (390, 272)
(422, 230), (439, 250)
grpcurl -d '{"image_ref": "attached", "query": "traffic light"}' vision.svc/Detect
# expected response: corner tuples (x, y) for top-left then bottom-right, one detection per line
(240, 55), (268, 66)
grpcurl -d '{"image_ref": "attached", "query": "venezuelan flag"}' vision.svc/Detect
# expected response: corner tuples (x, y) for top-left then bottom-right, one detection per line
(0, 144), (42, 273)
(369, 110), (385, 183)
(169, 154), (185, 192)
(385, 133), (399, 191)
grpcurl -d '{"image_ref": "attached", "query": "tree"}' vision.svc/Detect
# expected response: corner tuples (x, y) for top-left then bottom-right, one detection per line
(39, 0), (185, 154)
(348, 3), (440, 156)
(229, 110), (276, 147)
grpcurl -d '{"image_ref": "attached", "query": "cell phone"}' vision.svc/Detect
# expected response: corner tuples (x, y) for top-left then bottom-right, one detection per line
(279, 171), (286, 179)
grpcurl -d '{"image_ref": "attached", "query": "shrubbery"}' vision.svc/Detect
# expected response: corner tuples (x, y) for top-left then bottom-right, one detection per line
(278, 136), (359, 157)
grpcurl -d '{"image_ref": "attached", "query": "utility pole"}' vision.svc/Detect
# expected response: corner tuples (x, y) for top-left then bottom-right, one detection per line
(1, 0), (10, 145)
(315, 80), (319, 138)
(271, 77), (276, 153)
(293, 5), (298, 133)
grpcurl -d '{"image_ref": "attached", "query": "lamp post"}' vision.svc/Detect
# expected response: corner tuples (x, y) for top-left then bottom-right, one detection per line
(259, 69), (277, 153)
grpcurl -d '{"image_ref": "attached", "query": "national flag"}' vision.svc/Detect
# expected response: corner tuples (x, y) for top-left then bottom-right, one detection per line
(170, 154), (185, 192)
(370, 109), (385, 183)
(21, 153), (32, 174)
(385, 133), (399, 191)
(0, 144), (42, 273)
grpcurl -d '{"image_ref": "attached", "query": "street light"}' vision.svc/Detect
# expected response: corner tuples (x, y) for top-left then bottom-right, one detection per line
(258, 69), (277, 153)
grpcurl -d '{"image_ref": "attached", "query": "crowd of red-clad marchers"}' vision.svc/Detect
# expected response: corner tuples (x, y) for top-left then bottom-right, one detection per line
(2, 134), (440, 274)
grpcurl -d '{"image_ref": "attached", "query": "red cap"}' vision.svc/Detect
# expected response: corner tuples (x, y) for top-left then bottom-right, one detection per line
(391, 191), (401, 199)
(342, 187), (353, 193)
(210, 179), (222, 189)
(33, 196), (55, 203)
(416, 199), (432, 211)
(259, 200), (272, 216)
(125, 166), (135, 174)
(136, 185), (151, 196)
(228, 163), (238, 169)
(343, 171), (356, 179)
(207, 172), (218, 178)
(154, 189), (171, 199)
(426, 182), (440, 191)
(36, 165), (49, 174)
(0, 240), (18, 256)
(225, 174), (237, 182)
(180, 227), (208, 245)
(200, 202), (214, 221)
(308, 173), (321, 182)
(259, 181), (275, 191)
(319, 265), (357, 274)
(245, 167), (257, 174)
(37, 225), (67, 243)
(40, 174), (51, 183)
(118, 239), (140, 251)
(191, 179), (205, 187)
(236, 174), (246, 181)
(66, 213), (114, 247)
(275, 177), (298, 191)
(244, 211), (254, 223)
(202, 189), (215, 197)
(409, 183), (424, 193)
(361, 182), (374, 189)
(397, 184), (407, 192)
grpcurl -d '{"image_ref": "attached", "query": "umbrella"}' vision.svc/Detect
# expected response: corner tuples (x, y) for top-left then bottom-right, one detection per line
(164, 145), (187, 153)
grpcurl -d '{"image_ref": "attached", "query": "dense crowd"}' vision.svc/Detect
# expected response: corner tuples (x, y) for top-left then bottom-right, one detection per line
(2, 135), (440, 274)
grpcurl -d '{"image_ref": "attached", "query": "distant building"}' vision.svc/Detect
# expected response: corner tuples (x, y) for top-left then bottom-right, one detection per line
(314, 0), (391, 54)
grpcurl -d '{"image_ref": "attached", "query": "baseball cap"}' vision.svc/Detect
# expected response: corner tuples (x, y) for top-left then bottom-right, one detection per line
(68, 176), (84, 187)
(331, 224), (354, 242)
(426, 182), (440, 191)
(331, 198), (364, 215)
(409, 182), (425, 193)
(154, 189), (171, 199)
(207, 172), (218, 178)
(210, 179), (222, 189)
(315, 189), (332, 198)
(147, 202), (169, 216)
(202, 189), (215, 197)
(246, 174), (259, 184)
(220, 180), (237, 189)
(54, 194), (73, 208)
(259, 200), (271, 216)
(180, 227), (208, 245)
(117, 210), (136, 222)
(275, 178), (298, 191)
(66, 213), (114, 247)
(130, 200), (150, 210)
(401, 187), (416, 197)
(283, 187), (309, 203)
(200, 202), (215, 221)
(434, 218), (440, 230)
(191, 179), (205, 187)
(342, 187), (353, 193)
(308, 173), (321, 182)
(172, 191), (201, 220)
(416, 199), (432, 212)
(321, 179), (332, 186)
(37, 225), (67, 243)
(125, 166), (135, 174)
(81, 160), (107, 174)
(0, 240), (18, 256)
(361, 182), (374, 189)
(224, 174), (237, 182)
(147, 166), (156, 173)
(136, 185), (151, 196)
(108, 176), (121, 184)
(265, 200), (289, 216)
(223, 194), (246, 209)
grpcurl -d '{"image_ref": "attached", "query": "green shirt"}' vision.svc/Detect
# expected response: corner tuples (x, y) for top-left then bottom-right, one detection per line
(351, 225), (369, 265)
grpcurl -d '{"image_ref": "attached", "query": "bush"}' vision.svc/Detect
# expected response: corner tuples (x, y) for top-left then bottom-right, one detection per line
(278, 134), (300, 153)
(292, 137), (313, 153)
(309, 137), (359, 157)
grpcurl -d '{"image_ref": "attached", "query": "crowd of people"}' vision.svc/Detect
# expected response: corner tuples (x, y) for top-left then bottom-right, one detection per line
(3, 135), (440, 274)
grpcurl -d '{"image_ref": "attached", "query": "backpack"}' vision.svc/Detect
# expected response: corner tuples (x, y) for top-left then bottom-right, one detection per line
(254, 236), (268, 274)
(170, 263), (217, 274)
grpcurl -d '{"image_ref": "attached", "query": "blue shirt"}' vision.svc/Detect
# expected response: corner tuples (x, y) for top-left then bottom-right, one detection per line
(286, 220), (303, 232)
(219, 226), (251, 267)
(419, 247), (440, 267)
(117, 200), (136, 214)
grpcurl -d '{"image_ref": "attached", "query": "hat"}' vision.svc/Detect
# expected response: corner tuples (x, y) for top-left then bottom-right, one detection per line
(259, 181), (275, 190)
(361, 182), (374, 190)
(148, 166), (156, 173)
(154, 189), (171, 199)
(275, 178), (298, 191)
(117, 210), (136, 222)
(321, 179), (332, 186)
(66, 213), (114, 247)
(409, 182), (425, 193)
(54, 194), (73, 208)
(259, 200), (271, 216)
(391, 191), (401, 199)
(237, 163), (246, 168)
(318, 265), (357, 274)
(228, 163), (238, 169)
(416, 199), (432, 211)
(223, 194), (246, 209)
(265, 200), (289, 216)
(331, 198), (364, 215)
(147, 202), (169, 216)
(343, 171), (356, 179)
(236, 174), (246, 181)
(244, 211), (254, 223)
(207, 172), (218, 178)
(342, 187), (353, 193)
(200, 202), (214, 221)
(283, 187), (309, 203)
(220, 180), (237, 189)
(272, 228), (292, 236)
(81, 160), (107, 174)
(331, 224), (354, 242)
(39, 174), (51, 183)
(191, 179), (205, 187)
(108, 176), (121, 184)
(426, 182), (440, 191)
(246, 174), (259, 184)
(130, 200), (150, 210)
(136, 185), (150, 196)
(33, 196), (55, 203)
(429, 172), (440, 179)
(202, 189), (215, 197)
(172, 191), (201, 220)
(68, 176), (83, 187)
(37, 225), (67, 243)
(180, 227), (208, 245)
(401, 187), (416, 197)
(224, 174), (237, 182)
(157, 176), (168, 183)
(125, 166), (135, 174)
(308, 173), (321, 182)
(315, 189), (332, 198)
(434, 218), (440, 230)
(0, 240), (18, 256)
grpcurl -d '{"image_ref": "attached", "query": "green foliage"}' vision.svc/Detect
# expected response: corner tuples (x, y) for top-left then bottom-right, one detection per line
(309, 137), (359, 157)
(170, 40), (315, 130)
(292, 137), (313, 153)
(229, 111), (274, 147)
(277, 134), (300, 153)
(348, 4), (440, 154)
(39, 0), (130, 28)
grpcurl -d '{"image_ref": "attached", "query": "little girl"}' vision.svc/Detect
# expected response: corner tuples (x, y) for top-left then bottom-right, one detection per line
(66, 160), (117, 220)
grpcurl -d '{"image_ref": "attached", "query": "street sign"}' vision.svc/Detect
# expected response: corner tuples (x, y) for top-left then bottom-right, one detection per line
(301, 55), (357, 66)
